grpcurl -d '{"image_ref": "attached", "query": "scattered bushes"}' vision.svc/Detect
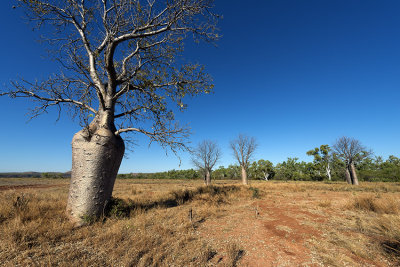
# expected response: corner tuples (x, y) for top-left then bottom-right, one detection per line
(249, 187), (260, 198)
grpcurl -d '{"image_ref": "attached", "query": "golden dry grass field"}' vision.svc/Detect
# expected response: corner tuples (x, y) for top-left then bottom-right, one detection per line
(1, 178), (400, 266)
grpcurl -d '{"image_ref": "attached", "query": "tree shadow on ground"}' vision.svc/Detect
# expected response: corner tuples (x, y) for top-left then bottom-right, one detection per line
(105, 185), (241, 219)
(381, 240), (400, 264)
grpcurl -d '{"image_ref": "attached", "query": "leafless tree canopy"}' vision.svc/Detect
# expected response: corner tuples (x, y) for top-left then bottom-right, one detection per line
(2, 0), (219, 152)
(333, 136), (371, 164)
(230, 134), (258, 169)
(191, 140), (221, 172)
(332, 136), (371, 185)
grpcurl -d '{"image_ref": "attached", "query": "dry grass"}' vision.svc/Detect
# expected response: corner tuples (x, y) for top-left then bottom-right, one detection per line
(259, 180), (400, 193)
(305, 191), (400, 266)
(318, 199), (332, 208)
(0, 180), (254, 266)
(343, 195), (400, 264)
(1, 179), (400, 266)
(225, 242), (244, 267)
(347, 195), (400, 214)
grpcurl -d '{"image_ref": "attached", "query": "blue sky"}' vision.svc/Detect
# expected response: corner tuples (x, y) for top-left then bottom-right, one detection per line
(0, 0), (399, 173)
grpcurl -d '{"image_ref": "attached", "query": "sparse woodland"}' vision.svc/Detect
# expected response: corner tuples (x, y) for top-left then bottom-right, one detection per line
(122, 141), (400, 183)
(0, 0), (399, 266)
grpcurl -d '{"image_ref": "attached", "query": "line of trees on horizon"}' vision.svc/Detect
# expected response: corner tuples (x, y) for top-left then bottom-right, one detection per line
(118, 154), (400, 182)
(118, 136), (400, 183)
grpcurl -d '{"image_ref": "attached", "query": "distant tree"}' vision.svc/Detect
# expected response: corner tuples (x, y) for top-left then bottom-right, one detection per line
(357, 155), (400, 182)
(225, 164), (241, 179)
(275, 157), (301, 180)
(41, 172), (51, 179)
(191, 140), (221, 185)
(1, 0), (219, 225)
(387, 155), (400, 165)
(230, 134), (258, 185)
(380, 155), (400, 181)
(307, 145), (332, 181)
(327, 153), (346, 181)
(332, 136), (371, 185)
(213, 166), (227, 180)
(249, 159), (275, 180)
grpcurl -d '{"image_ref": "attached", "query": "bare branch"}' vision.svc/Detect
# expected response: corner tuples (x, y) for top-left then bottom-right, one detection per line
(332, 136), (372, 164)
(231, 134), (258, 169)
(8, 0), (219, 153)
(191, 140), (221, 172)
(115, 122), (191, 155)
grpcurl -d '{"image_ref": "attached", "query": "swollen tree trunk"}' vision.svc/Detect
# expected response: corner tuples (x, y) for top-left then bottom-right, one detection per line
(205, 169), (211, 185)
(349, 162), (359, 185)
(345, 167), (352, 184)
(241, 166), (248, 185)
(66, 112), (125, 226)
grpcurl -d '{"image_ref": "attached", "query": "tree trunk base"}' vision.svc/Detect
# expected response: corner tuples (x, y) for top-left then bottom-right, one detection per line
(205, 170), (211, 186)
(241, 166), (248, 185)
(66, 127), (124, 226)
(349, 162), (359, 185)
(345, 168), (352, 184)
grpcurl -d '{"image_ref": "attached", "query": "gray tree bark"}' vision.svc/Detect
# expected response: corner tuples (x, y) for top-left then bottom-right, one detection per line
(205, 169), (211, 186)
(345, 167), (352, 184)
(349, 162), (359, 185)
(66, 113), (125, 226)
(241, 166), (248, 185)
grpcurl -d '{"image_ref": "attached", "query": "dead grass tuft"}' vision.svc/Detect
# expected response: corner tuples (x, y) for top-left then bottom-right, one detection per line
(348, 195), (399, 214)
(367, 216), (400, 262)
(225, 242), (244, 267)
(318, 199), (332, 208)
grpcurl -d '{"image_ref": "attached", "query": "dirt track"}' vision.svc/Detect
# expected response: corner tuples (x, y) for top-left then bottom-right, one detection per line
(199, 190), (391, 266)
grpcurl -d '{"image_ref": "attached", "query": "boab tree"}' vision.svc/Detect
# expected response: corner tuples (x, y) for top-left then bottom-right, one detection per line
(333, 136), (371, 185)
(191, 140), (221, 185)
(1, 0), (219, 225)
(230, 134), (258, 185)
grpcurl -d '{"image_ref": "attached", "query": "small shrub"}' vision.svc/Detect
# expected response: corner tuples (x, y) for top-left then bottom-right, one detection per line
(170, 189), (193, 205)
(13, 194), (30, 213)
(106, 198), (131, 218)
(81, 214), (96, 225)
(249, 187), (260, 199)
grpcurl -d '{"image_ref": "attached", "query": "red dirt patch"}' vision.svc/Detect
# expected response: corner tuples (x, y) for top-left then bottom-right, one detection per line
(198, 194), (327, 266)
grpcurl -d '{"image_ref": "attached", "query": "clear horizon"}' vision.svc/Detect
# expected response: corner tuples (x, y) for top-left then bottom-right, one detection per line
(1, 0), (399, 173)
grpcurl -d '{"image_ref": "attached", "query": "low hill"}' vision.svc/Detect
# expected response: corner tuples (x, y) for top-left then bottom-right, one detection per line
(0, 172), (71, 178)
